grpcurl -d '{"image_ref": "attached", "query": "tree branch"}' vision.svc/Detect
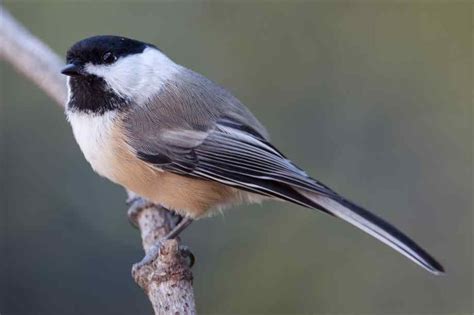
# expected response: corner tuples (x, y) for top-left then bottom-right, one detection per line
(0, 8), (66, 106)
(0, 6), (196, 314)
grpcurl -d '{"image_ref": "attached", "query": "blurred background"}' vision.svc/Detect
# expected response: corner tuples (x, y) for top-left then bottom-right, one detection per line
(1, 2), (472, 314)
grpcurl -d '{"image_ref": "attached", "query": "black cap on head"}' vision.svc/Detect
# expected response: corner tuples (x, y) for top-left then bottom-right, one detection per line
(65, 35), (156, 66)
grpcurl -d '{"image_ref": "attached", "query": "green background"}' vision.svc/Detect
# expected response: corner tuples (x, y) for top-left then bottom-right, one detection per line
(1, 2), (472, 314)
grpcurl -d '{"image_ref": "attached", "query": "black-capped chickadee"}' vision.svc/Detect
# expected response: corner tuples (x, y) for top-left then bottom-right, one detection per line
(61, 35), (444, 274)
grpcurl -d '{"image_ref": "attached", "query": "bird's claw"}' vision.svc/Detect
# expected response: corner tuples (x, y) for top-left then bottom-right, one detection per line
(179, 245), (195, 268)
(126, 197), (154, 229)
(133, 240), (195, 272)
(134, 240), (164, 270)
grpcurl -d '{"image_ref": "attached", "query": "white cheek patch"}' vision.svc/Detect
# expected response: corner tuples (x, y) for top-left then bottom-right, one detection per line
(85, 47), (180, 103)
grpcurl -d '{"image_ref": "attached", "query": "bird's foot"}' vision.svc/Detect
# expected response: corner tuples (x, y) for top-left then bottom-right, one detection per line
(134, 239), (165, 269)
(133, 240), (195, 271)
(126, 196), (154, 229)
(132, 239), (195, 289)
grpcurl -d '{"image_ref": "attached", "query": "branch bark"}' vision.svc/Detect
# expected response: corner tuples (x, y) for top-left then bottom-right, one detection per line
(0, 6), (196, 314)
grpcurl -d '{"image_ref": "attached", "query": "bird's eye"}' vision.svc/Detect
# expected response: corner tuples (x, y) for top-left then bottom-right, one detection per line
(103, 52), (116, 63)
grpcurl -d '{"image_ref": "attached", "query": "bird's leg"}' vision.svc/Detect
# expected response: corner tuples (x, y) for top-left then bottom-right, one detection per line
(165, 216), (194, 239)
(162, 213), (196, 267)
(127, 198), (195, 267)
(171, 211), (184, 226)
(134, 216), (194, 269)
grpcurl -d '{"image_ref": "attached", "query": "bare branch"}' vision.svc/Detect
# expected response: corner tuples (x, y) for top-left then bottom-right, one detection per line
(0, 7), (67, 106)
(0, 6), (196, 314)
(129, 200), (196, 315)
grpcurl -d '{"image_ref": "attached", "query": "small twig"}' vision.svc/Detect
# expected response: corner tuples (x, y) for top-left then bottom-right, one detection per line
(0, 7), (66, 106)
(0, 6), (196, 314)
(128, 193), (195, 314)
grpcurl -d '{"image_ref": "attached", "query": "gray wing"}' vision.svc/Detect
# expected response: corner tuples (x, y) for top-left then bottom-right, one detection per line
(124, 67), (444, 275)
(135, 117), (336, 209)
(124, 67), (268, 148)
(133, 118), (444, 274)
(123, 66), (334, 205)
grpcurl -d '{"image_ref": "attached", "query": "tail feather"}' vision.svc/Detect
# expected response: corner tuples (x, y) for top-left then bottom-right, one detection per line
(140, 120), (444, 274)
(296, 188), (445, 275)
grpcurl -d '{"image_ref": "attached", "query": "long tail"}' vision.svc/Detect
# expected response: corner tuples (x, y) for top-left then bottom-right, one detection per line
(141, 123), (445, 274)
(296, 188), (445, 275)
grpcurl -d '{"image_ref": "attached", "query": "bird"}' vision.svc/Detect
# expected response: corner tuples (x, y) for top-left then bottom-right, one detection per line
(61, 35), (444, 274)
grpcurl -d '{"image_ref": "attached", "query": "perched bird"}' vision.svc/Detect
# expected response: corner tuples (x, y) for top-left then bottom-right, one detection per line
(62, 35), (444, 274)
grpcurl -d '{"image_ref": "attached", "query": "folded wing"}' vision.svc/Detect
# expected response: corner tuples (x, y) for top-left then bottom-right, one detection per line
(136, 117), (444, 274)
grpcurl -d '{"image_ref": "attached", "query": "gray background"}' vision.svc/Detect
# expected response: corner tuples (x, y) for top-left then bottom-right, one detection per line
(1, 2), (472, 314)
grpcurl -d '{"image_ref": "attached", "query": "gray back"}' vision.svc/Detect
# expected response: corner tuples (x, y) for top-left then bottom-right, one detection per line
(123, 67), (268, 153)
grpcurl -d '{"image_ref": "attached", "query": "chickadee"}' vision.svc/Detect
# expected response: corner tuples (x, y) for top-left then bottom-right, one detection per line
(62, 35), (444, 274)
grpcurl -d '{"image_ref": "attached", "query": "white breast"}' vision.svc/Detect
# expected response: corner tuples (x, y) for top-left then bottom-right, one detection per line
(67, 111), (122, 180)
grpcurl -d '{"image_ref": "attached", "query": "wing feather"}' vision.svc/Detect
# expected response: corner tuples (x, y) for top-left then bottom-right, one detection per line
(136, 117), (444, 274)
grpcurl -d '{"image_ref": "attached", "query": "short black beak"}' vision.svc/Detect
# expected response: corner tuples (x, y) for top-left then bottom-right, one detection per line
(61, 63), (83, 77)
